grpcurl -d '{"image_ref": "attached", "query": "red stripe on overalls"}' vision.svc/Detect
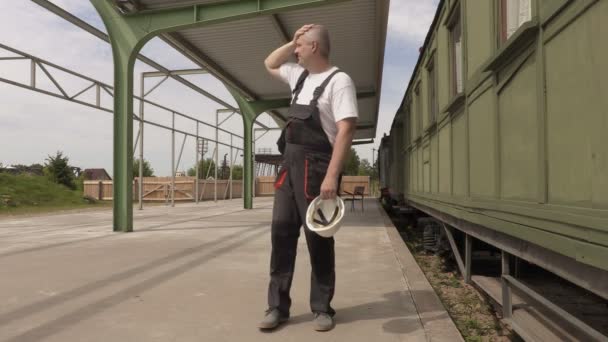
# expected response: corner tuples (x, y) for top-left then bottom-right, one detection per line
(274, 169), (287, 189)
(304, 159), (313, 200)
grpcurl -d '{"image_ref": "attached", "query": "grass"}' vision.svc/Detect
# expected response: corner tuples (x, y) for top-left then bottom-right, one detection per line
(0, 173), (111, 216)
(389, 212), (517, 342)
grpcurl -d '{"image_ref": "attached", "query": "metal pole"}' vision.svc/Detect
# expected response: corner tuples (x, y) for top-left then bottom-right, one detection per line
(138, 73), (144, 210)
(195, 123), (199, 204)
(222, 153), (229, 200)
(133, 128), (140, 155)
(171, 112), (175, 207)
(229, 134), (233, 200)
(372, 147), (376, 196)
(201, 146), (217, 201)
(215, 111), (218, 203)
(143, 75), (169, 97)
(174, 134), (187, 174)
(95, 83), (100, 107)
(30, 59), (36, 88)
(465, 234), (472, 283)
(252, 140), (256, 199)
(501, 251), (512, 319)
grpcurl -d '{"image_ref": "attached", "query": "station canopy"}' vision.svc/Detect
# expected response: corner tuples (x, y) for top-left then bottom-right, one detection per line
(112, 0), (389, 140)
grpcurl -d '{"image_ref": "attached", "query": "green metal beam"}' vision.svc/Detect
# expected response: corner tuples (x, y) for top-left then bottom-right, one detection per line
(118, 0), (350, 42)
(228, 94), (302, 208)
(230, 92), (380, 208)
(225, 92), (381, 209)
(248, 98), (292, 114)
(352, 139), (374, 145)
(229, 90), (257, 209)
(91, 0), (351, 230)
(91, 0), (139, 232)
(259, 90), (375, 126)
(356, 91), (376, 99)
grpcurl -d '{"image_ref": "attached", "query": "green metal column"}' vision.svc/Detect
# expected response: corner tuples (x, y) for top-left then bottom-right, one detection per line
(241, 107), (255, 209)
(112, 48), (135, 232)
(230, 91), (290, 209)
(91, 0), (143, 232)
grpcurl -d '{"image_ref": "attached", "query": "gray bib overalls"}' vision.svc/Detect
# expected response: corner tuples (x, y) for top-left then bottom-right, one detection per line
(268, 69), (342, 317)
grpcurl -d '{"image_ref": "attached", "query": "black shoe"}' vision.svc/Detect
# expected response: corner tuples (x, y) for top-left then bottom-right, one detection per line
(313, 312), (335, 331)
(258, 309), (288, 330)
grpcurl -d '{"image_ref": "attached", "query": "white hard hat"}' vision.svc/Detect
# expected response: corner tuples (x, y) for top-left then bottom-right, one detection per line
(306, 196), (345, 238)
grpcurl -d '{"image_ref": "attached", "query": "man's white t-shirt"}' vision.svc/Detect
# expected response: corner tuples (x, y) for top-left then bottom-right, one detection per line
(279, 63), (358, 146)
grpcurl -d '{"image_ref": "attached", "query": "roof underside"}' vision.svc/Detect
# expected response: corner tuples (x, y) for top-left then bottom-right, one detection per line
(122, 0), (389, 140)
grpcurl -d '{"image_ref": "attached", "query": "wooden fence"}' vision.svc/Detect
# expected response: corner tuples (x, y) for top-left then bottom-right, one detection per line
(340, 176), (371, 195)
(84, 177), (243, 202)
(255, 175), (370, 197)
(256, 176), (277, 196)
(84, 176), (369, 201)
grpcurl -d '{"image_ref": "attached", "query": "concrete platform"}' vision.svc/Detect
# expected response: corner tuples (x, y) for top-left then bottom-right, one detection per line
(0, 198), (462, 342)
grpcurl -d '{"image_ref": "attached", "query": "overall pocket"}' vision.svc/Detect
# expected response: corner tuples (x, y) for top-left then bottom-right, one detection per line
(304, 153), (330, 200)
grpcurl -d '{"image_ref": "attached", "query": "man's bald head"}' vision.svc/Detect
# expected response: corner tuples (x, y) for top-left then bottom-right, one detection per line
(303, 25), (331, 59)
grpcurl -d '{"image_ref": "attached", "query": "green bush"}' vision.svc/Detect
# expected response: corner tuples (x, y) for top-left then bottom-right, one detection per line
(133, 158), (154, 177)
(44, 151), (75, 189)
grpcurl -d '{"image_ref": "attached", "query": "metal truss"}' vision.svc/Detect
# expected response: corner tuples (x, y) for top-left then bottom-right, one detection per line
(29, 0), (272, 130)
(0, 43), (262, 208)
(0, 44), (246, 145)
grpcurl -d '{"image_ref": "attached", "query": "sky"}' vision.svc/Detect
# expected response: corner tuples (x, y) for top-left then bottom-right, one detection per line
(0, 0), (439, 177)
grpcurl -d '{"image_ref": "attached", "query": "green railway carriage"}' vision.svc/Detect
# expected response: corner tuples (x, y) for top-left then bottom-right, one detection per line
(380, 0), (608, 339)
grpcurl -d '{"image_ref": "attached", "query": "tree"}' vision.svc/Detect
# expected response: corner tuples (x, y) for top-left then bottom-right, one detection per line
(368, 159), (376, 176)
(133, 158), (154, 177)
(358, 158), (374, 176)
(187, 158), (216, 179)
(220, 154), (230, 180)
(44, 151), (75, 189)
(12, 164), (30, 173)
(343, 148), (360, 175)
(231, 165), (243, 180)
(29, 163), (44, 176)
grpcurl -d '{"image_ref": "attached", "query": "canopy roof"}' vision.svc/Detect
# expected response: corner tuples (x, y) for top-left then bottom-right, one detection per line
(112, 0), (389, 140)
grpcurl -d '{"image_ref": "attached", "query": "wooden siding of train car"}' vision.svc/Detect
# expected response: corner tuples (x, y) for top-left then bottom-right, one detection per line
(399, 0), (608, 272)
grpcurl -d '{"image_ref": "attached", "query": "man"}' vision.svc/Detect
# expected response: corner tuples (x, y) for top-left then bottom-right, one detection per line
(259, 24), (358, 331)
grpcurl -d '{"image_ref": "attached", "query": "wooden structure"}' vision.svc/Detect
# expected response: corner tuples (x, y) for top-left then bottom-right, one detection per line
(84, 177), (243, 201)
(85, 176), (369, 201)
(256, 175), (370, 197)
(83, 168), (111, 181)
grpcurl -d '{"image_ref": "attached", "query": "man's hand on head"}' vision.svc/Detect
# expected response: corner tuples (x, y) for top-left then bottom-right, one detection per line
(293, 24), (314, 44)
(264, 26), (313, 79)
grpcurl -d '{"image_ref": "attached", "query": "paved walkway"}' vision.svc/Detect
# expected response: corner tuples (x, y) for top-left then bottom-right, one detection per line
(0, 198), (462, 342)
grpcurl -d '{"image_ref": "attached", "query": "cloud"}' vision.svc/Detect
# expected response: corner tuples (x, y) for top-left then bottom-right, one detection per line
(353, 1), (438, 163)
(387, 0), (439, 45)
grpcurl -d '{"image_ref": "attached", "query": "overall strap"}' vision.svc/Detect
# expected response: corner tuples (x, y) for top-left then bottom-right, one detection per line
(291, 69), (309, 104)
(310, 69), (341, 105)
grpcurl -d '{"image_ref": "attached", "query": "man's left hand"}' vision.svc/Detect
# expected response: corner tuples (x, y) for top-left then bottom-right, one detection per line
(320, 175), (338, 200)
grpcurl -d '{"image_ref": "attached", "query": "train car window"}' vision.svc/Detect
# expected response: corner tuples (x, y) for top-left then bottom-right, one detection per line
(500, 0), (532, 42)
(426, 53), (437, 123)
(414, 82), (422, 136)
(447, 5), (463, 96)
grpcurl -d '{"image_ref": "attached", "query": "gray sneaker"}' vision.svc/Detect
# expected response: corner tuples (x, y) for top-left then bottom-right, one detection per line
(258, 309), (288, 330)
(313, 312), (335, 331)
